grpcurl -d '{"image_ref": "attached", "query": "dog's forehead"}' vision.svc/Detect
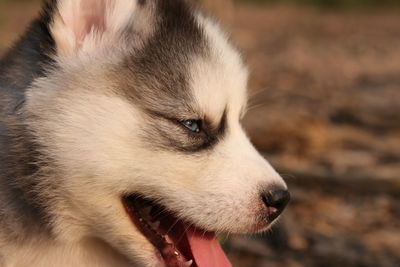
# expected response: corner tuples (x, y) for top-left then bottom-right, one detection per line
(118, 0), (247, 122)
(117, 0), (203, 115)
(190, 15), (249, 124)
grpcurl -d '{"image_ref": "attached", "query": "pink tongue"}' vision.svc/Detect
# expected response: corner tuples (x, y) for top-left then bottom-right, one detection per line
(186, 228), (232, 267)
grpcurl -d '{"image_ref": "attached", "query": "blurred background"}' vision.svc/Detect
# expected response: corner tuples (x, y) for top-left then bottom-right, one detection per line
(1, 0), (399, 266)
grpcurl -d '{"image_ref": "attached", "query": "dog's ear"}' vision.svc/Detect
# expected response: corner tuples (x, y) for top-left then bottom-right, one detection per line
(51, 0), (149, 56)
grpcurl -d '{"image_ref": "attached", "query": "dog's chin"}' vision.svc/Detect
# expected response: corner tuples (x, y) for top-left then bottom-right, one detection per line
(122, 194), (232, 267)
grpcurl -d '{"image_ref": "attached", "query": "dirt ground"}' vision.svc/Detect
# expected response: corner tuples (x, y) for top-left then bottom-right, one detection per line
(230, 5), (400, 267)
(1, 2), (399, 267)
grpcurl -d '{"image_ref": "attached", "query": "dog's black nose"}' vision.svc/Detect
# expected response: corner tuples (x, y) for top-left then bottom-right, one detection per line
(262, 188), (290, 221)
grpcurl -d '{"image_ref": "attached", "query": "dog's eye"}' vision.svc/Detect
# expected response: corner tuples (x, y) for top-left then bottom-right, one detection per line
(180, 119), (201, 133)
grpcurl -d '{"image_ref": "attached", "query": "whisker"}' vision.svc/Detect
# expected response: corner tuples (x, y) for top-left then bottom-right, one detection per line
(176, 221), (194, 245)
(279, 172), (297, 180)
(165, 217), (180, 236)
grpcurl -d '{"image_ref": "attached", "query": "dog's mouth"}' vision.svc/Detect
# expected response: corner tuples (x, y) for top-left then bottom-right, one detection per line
(122, 195), (232, 267)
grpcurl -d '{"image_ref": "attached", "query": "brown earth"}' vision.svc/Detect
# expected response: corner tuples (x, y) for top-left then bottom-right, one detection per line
(1, 2), (399, 267)
(228, 5), (400, 267)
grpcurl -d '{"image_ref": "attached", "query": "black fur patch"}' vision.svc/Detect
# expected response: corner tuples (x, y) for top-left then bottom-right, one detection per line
(118, 0), (229, 152)
(0, 0), (58, 240)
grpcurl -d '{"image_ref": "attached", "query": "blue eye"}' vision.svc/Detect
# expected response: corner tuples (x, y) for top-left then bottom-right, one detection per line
(180, 120), (201, 133)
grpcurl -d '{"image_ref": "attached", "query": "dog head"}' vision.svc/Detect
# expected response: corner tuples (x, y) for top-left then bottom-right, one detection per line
(25, 0), (289, 266)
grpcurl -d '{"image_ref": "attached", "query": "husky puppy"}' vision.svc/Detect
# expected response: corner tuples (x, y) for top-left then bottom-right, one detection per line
(0, 0), (290, 266)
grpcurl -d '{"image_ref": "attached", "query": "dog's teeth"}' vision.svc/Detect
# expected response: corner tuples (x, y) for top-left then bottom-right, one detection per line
(182, 260), (193, 266)
(150, 220), (160, 229)
(165, 235), (173, 244)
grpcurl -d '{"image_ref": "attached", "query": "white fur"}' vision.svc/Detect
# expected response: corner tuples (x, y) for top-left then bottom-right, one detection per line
(3, 238), (132, 267)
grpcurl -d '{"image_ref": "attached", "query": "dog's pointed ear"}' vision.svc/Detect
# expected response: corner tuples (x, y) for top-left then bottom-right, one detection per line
(51, 0), (146, 56)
